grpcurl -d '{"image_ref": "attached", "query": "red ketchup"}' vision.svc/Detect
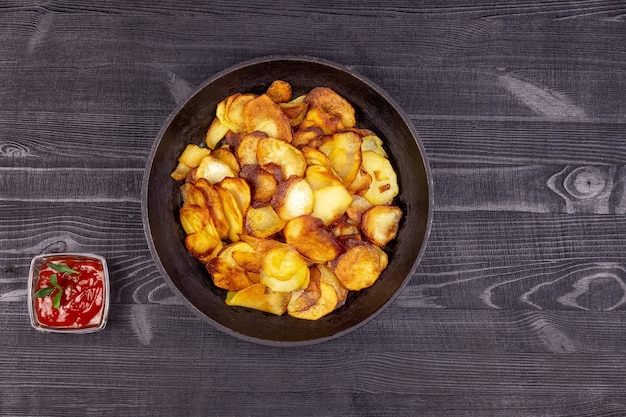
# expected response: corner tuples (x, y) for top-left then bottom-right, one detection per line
(34, 257), (105, 329)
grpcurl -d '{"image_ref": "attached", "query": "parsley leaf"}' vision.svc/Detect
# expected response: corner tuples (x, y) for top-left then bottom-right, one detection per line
(47, 263), (79, 275)
(33, 286), (55, 298)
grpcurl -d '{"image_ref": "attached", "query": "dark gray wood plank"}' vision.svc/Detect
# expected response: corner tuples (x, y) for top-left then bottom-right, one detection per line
(3, 1), (626, 416)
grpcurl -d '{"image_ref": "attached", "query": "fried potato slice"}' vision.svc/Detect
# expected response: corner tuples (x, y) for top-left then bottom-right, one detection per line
(331, 219), (361, 240)
(331, 240), (388, 291)
(239, 164), (278, 206)
(211, 147), (240, 176)
(287, 266), (321, 314)
(361, 205), (402, 247)
(280, 101), (309, 127)
(288, 282), (338, 320)
(256, 137), (307, 180)
(318, 131), (362, 186)
(179, 204), (211, 234)
(299, 105), (343, 134)
(304, 86), (356, 129)
(171, 144), (212, 180)
(361, 135), (388, 157)
(207, 242), (256, 290)
(195, 154), (236, 185)
(266, 80), (292, 103)
(215, 185), (244, 242)
(245, 205), (286, 238)
(284, 215), (341, 263)
(178, 144), (211, 168)
(260, 245), (310, 293)
(310, 183), (353, 225)
(170, 162), (192, 181)
(305, 164), (342, 190)
(292, 126), (324, 148)
(240, 235), (285, 254)
(226, 283), (290, 315)
(347, 169), (372, 195)
(271, 177), (314, 221)
(317, 264), (348, 308)
(194, 179), (229, 240)
(243, 94), (293, 143)
(361, 150), (399, 205)
(216, 93), (257, 133)
(302, 147), (337, 175)
(205, 117), (230, 150)
(180, 205), (223, 262)
(180, 182), (207, 208)
(346, 194), (374, 223)
(185, 231), (223, 263)
(217, 177), (251, 215)
(236, 131), (267, 166)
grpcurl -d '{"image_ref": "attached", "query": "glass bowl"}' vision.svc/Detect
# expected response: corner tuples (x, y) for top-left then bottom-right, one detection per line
(28, 253), (110, 333)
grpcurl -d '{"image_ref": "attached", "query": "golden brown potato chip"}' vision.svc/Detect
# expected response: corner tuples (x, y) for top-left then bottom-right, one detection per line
(211, 147), (240, 176)
(245, 205), (286, 238)
(280, 101), (309, 127)
(318, 131), (362, 186)
(346, 194), (374, 223)
(347, 169), (372, 195)
(178, 144), (211, 169)
(284, 215), (341, 263)
(217, 177), (250, 215)
(239, 164), (278, 206)
(331, 219), (361, 240)
(195, 154), (236, 185)
(311, 184), (353, 225)
(239, 234), (285, 254)
(331, 240), (388, 291)
(215, 185), (244, 242)
(226, 283), (290, 315)
(361, 205), (402, 247)
(304, 86), (356, 129)
(179, 204), (211, 235)
(256, 137), (307, 180)
(299, 105), (343, 135)
(361, 135), (388, 157)
(317, 264), (348, 308)
(225, 93), (257, 132)
(207, 242), (256, 290)
(243, 94), (293, 143)
(304, 164), (342, 190)
(205, 117), (230, 150)
(260, 245), (310, 293)
(194, 179), (229, 240)
(288, 282), (338, 320)
(302, 147), (337, 175)
(361, 150), (399, 205)
(271, 177), (314, 221)
(292, 126), (324, 148)
(170, 162), (192, 181)
(266, 80), (292, 103)
(185, 231), (223, 263)
(236, 131), (267, 166)
(287, 266), (322, 314)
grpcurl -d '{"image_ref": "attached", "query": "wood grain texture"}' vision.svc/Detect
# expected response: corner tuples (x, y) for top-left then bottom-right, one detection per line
(2, 1), (626, 416)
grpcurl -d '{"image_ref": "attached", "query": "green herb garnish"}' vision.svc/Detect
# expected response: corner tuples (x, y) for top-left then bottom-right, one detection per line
(33, 263), (80, 309)
(47, 263), (80, 275)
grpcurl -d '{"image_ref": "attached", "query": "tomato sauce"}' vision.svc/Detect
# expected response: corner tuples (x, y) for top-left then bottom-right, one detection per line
(34, 256), (105, 329)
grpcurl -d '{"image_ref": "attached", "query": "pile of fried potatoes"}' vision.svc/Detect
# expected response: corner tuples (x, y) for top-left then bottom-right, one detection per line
(170, 80), (403, 320)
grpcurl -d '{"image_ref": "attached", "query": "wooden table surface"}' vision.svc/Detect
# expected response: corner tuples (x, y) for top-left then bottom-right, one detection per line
(2, 2), (626, 416)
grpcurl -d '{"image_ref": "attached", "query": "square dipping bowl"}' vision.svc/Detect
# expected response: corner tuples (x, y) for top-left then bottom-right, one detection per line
(28, 253), (110, 333)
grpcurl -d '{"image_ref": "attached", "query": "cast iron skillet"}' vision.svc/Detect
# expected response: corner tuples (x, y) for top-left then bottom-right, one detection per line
(142, 56), (433, 346)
